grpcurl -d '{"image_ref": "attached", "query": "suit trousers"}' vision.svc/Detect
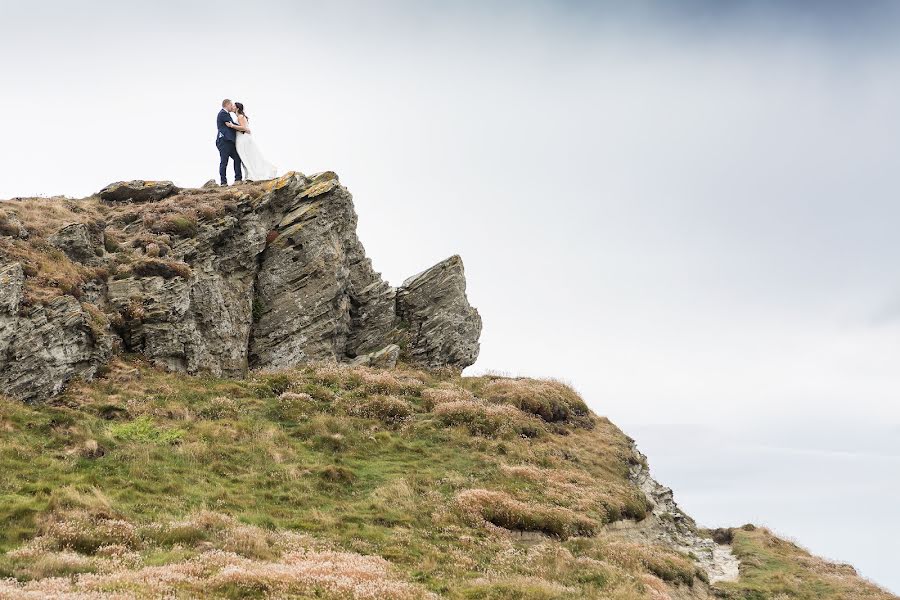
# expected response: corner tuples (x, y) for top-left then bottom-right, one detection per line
(217, 139), (242, 184)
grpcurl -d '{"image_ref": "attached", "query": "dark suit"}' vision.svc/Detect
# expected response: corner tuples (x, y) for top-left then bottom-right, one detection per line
(216, 108), (242, 184)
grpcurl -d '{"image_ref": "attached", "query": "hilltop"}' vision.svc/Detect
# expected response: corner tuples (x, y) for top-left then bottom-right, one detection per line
(0, 175), (896, 599)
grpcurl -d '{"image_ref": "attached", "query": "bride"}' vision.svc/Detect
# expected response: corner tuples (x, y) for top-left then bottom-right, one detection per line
(229, 102), (278, 181)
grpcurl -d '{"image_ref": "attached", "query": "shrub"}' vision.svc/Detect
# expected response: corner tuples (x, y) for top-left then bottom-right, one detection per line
(349, 395), (413, 424)
(151, 213), (198, 238)
(457, 576), (577, 599)
(42, 517), (140, 554)
(421, 385), (474, 410)
(196, 396), (242, 420)
(709, 527), (734, 545)
(276, 391), (316, 417)
(433, 400), (544, 438)
(455, 489), (597, 540)
(317, 465), (356, 485)
(130, 258), (191, 280)
(103, 234), (120, 252)
(357, 369), (423, 395)
(255, 372), (295, 397)
(480, 379), (590, 425)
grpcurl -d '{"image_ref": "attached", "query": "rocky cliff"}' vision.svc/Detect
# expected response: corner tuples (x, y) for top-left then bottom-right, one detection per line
(0, 173), (481, 402)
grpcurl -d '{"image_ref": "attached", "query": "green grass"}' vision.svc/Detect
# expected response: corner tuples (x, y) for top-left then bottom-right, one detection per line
(715, 527), (896, 600)
(0, 360), (891, 599)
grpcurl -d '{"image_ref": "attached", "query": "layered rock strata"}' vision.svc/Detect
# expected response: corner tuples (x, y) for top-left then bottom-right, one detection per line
(0, 172), (481, 402)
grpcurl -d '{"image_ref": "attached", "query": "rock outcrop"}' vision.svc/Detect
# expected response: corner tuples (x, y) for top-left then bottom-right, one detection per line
(397, 255), (482, 370)
(0, 263), (113, 400)
(0, 172), (481, 402)
(615, 445), (740, 583)
(99, 180), (181, 203)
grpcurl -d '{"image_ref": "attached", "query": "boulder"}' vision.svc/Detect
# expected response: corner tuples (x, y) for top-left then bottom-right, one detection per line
(396, 255), (481, 370)
(99, 180), (180, 203)
(0, 213), (29, 239)
(49, 222), (103, 264)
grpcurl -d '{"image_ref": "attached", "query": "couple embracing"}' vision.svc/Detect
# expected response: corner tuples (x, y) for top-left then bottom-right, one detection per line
(216, 98), (277, 186)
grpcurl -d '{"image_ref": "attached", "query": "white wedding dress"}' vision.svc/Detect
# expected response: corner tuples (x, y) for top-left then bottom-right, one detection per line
(235, 124), (277, 181)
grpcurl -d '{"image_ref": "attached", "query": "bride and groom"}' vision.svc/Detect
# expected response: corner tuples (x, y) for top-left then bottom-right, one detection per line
(216, 98), (277, 185)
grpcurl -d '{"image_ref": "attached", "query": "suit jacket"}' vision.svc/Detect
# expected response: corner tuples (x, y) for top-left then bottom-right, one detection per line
(216, 109), (237, 144)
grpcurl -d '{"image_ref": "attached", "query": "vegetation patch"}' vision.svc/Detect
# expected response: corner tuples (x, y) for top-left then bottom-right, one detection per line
(348, 394), (414, 424)
(0, 359), (724, 598)
(715, 527), (897, 600)
(455, 489), (598, 540)
(479, 379), (590, 426)
(129, 258), (192, 280)
(108, 416), (184, 445)
(433, 400), (544, 438)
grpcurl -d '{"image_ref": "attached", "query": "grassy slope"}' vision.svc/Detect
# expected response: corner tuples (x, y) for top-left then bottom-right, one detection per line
(0, 359), (895, 599)
(717, 527), (897, 600)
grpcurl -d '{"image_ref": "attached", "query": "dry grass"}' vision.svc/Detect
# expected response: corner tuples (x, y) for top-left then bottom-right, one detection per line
(8, 358), (886, 599)
(347, 394), (414, 424)
(421, 384), (475, 410)
(432, 399), (545, 438)
(479, 378), (591, 425)
(312, 363), (426, 395)
(455, 489), (599, 540)
(0, 511), (434, 599)
(0, 182), (271, 307)
(716, 527), (898, 600)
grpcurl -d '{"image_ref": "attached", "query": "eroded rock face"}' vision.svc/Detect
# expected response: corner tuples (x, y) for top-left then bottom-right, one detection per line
(397, 255), (482, 370)
(0, 263), (113, 402)
(49, 222), (104, 265)
(0, 171), (482, 402)
(622, 446), (740, 583)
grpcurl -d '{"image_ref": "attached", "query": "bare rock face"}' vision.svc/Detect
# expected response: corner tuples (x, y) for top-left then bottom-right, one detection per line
(397, 255), (482, 370)
(623, 446), (740, 583)
(49, 222), (104, 265)
(0, 171), (482, 402)
(0, 263), (113, 402)
(99, 180), (180, 203)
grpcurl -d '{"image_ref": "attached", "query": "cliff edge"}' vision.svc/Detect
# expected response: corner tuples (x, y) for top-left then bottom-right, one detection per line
(0, 173), (482, 402)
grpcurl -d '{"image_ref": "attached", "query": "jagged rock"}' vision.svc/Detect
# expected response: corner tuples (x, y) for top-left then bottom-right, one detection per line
(0, 171), (481, 402)
(350, 344), (401, 369)
(99, 180), (180, 203)
(248, 172), (398, 368)
(626, 446), (741, 583)
(202, 179), (218, 188)
(49, 222), (104, 265)
(0, 262), (112, 403)
(397, 255), (481, 370)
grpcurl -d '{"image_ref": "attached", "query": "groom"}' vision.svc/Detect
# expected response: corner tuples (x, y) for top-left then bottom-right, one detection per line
(216, 99), (242, 186)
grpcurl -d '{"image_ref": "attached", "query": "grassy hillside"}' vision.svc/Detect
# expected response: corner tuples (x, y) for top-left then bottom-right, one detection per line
(0, 359), (895, 599)
(716, 527), (896, 600)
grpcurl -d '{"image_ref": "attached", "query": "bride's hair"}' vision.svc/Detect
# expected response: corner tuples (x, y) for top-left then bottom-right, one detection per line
(235, 102), (248, 120)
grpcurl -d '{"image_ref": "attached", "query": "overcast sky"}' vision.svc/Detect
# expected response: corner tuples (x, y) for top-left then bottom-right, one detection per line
(3, 0), (899, 592)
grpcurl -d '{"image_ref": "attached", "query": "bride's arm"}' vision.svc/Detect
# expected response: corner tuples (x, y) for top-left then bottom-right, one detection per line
(234, 115), (251, 133)
(225, 121), (249, 132)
